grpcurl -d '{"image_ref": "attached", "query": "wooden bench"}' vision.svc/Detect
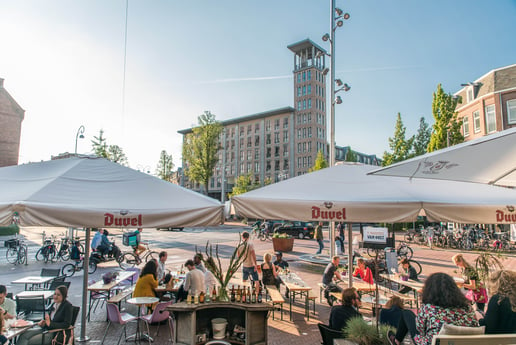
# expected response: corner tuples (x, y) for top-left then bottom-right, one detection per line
(265, 285), (285, 320)
(431, 334), (516, 345)
(307, 289), (317, 315)
(317, 283), (325, 301)
(384, 289), (417, 308)
(107, 286), (134, 308)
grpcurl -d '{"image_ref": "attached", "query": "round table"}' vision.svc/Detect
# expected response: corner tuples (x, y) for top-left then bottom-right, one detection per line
(127, 297), (160, 342)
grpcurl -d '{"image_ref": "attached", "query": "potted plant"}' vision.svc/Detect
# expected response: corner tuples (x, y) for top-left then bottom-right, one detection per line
(343, 317), (394, 345)
(272, 232), (294, 252)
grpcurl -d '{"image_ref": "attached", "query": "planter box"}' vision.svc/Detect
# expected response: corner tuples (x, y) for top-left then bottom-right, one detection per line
(272, 237), (294, 252)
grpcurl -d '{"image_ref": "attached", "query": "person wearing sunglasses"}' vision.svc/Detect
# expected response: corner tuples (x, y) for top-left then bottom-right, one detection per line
(329, 287), (363, 332)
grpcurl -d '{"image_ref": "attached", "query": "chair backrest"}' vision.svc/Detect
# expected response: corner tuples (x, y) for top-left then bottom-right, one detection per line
(318, 323), (344, 345)
(149, 301), (172, 323)
(6, 292), (13, 299)
(16, 295), (46, 314)
(70, 306), (80, 326)
(49, 281), (71, 291)
(106, 303), (123, 324)
(124, 267), (141, 284)
(41, 268), (61, 277)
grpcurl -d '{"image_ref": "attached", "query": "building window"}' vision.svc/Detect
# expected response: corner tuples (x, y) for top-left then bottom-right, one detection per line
(297, 143), (302, 153)
(239, 138), (244, 147)
(247, 137), (252, 147)
(240, 151), (244, 160)
(266, 161), (271, 172)
(274, 132), (280, 144)
(283, 144), (288, 156)
(283, 117), (288, 128)
(297, 157), (301, 168)
(255, 149), (259, 160)
(297, 87), (301, 97)
(283, 130), (289, 142)
(307, 85), (311, 94)
(302, 71), (306, 81)
(266, 147), (271, 158)
(240, 127), (244, 136)
(297, 73), (301, 83)
(473, 111), (481, 133)
(508, 99), (516, 124)
(275, 146), (280, 157)
(247, 162), (251, 173)
(240, 163), (245, 174)
(308, 99), (312, 108)
(307, 70), (311, 80)
(297, 129), (302, 139)
(307, 156), (312, 167)
(308, 127), (312, 138)
(255, 123), (260, 133)
(266, 120), (271, 132)
(467, 86), (474, 103)
(303, 100), (306, 110)
(266, 134), (271, 145)
(254, 162), (259, 173)
(308, 141), (311, 152)
(247, 150), (252, 160)
(303, 86), (306, 95)
(297, 114), (302, 124)
(308, 113), (311, 123)
(485, 104), (496, 133)
(463, 116), (470, 137)
(274, 119), (280, 130)
(275, 160), (280, 171)
(255, 136), (260, 146)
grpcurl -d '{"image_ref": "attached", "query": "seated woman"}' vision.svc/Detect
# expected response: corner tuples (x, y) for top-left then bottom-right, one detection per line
(479, 270), (516, 334)
(134, 260), (158, 298)
(17, 286), (74, 345)
(379, 296), (404, 328)
(388, 272), (478, 345)
(398, 258), (419, 294)
(352, 258), (374, 284)
(261, 252), (279, 288)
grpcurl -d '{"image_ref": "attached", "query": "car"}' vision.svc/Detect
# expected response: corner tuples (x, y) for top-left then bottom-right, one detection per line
(157, 227), (184, 231)
(274, 221), (315, 239)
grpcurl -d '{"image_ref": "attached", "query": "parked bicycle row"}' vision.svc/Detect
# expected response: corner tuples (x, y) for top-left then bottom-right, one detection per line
(404, 225), (516, 252)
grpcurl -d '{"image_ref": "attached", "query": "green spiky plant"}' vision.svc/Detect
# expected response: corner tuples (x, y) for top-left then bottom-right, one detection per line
(474, 252), (504, 285)
(343, 317), (394, 345)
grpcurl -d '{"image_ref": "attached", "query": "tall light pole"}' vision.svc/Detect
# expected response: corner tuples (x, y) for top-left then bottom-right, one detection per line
(221, 128), (227, 203)
(75, 125), (85, 154)
(322, 1), (350, 262)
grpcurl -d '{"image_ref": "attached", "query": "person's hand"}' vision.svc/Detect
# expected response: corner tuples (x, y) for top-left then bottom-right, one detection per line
(44, 314), (51, 326)
(38, 320), (45, 327)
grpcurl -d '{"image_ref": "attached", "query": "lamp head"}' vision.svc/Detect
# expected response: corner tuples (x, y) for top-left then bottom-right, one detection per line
(335, 79), (343, 86)
(322, 33), (330, 42)
(336, 20), (344, 27)
(343, 83), (351, 92)
(335, 96), (343, 104)
(79, 134), (85, 139)
(343, 13), (350, 20)
(335, 8), (343, 16)
(322, 68), (330, 76)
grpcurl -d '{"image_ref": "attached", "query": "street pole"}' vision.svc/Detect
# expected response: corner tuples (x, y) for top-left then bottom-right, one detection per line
(329, 0), (337, 260)
(221, 129), (227, 203)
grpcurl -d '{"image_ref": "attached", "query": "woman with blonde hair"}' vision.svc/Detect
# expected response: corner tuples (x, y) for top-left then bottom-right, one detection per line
(261, 252), (279, 288)
(452, 253), (486, 312)
(379, 296), (404, 328)
(479, 270), (516, 334)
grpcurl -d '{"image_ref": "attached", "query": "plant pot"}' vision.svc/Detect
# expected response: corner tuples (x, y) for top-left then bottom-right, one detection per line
(272, 237), (294, 252)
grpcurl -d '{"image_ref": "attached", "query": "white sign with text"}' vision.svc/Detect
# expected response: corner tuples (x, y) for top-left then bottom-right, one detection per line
(363, 226), (388, 244)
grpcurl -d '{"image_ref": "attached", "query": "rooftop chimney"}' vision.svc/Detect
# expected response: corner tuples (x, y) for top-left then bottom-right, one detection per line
(0, 78), (4, 87)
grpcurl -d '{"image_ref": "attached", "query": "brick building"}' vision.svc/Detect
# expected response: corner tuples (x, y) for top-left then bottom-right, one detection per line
(178, 40), (380, 200)
(0, 78), (25, 167)
(455, 64), (516, 141)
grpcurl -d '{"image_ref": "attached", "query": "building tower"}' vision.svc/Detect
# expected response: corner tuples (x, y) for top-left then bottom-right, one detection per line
(0, 78), (25, 167)
(287, 39), (328, 176)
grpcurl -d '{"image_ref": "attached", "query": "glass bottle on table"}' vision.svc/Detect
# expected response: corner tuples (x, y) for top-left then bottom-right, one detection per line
(230, 285), (236, 302)
(257, 287), (263, 303)
(247, 287), (251, 304)
(186, 289), (192, 304)
(251, 287), (256, 303)
(211, 285), (217, 302)
(236, 285), (241, 302)
(199, 291), (205, 303)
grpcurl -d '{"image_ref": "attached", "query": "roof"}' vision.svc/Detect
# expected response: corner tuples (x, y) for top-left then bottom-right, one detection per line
(0, 78), (25, 119)
(287, 38), (327, 55)
(178, 106), (295, 134)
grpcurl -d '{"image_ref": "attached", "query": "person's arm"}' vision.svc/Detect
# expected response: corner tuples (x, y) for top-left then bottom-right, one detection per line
(352, 267), (360, 278)
(479, 295), (499, 333)
(272, 264), (278, 278)
(364, 267), (374, 284)
(183, 273), (191, 292)
(415, 305), (427, 336)
(334, 270), (342, 281)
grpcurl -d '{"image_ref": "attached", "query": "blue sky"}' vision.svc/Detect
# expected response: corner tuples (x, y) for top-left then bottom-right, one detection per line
(1, 0), (515, 171)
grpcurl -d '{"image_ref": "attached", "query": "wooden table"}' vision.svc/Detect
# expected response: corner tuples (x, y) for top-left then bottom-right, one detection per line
(278, 272), (312, 321)
(11, 276), (54, 290)
(380, 273), (424, 308)
(87, 270), (138, 321)
(127, 297), (160, 342)
(336, 277), (376, 292)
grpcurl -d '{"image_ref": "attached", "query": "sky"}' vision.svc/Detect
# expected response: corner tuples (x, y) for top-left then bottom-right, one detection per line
(1, 0), (515, 172)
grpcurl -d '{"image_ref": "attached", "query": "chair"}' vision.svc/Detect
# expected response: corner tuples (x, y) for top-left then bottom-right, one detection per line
(140, 301), (174, 343)
(41, 306), (80, 345)
(88, 279), (106, 316)
(48, 280), (71, 291)
(16, 295), (46, 322)
(39, 268), (62, 289)
(318, 323), (344, 345)
(101, 303), (138, 345)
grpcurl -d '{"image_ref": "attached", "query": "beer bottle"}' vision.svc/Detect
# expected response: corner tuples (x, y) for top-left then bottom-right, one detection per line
(242, 287), (246, 303)
(186, 290), (192, 304)
(257, 287), (263, 303)
(199, 291), (205, 303)
(212, 285), (217, 302)
(194, 292), (199, 305)
(236, 285), (241, 302)
(251, 287), (256, 303)
(230, 285), (236, 302)
(247, 287), (251, 304)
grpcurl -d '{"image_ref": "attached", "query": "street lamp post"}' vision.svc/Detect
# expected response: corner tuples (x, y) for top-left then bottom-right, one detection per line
(75, 125), (85, 154)
(322, 1), (350, 262)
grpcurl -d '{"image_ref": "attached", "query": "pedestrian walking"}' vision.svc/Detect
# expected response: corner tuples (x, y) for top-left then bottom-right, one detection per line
(315, 222), (324, 255)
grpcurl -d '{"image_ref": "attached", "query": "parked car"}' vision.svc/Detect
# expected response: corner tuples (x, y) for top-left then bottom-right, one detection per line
(157, 227), (184, 231)
(274, 221), (315, 239)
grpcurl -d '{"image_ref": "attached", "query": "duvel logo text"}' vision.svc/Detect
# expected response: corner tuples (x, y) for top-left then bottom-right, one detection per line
(496, 209), (516, 222)
(311, 206), (346, 220)
(104, 213), (143, 226)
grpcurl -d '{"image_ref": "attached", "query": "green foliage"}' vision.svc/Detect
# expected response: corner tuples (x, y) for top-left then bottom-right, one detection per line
(309, 150), (328, 172)
(382, 113), (414, 166)
(343, 317), (394, 345)
(411, 117), (432, 157)
(428, 84), (464, 152)
(156, 150), (174, 181)
(182, 111), (223, 195)
(229, 173), (260, 198)
(345, 147), (358, 162)
(474, 252), (504, 284)
(272, 232), (292, 239)
(0, 224), (20, 236)
(91, 129), (129, 166)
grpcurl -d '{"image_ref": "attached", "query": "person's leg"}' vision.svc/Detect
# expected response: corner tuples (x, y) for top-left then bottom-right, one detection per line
(476, 302), (485, 312)
(398, 286), (411, 294)
(394, 309), (417, 343)
(17, 328), (44, 345)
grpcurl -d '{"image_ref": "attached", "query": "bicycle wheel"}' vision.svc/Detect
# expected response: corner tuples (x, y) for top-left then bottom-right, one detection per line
(397, 245), (413, 260)
(144, 251), (159, 263)
(88, 261), (97, 274)
(18, 246), (27, 265)
(35, 247), (45, 261)
(49, 246), (57, 263)
(59, 249), (70, 261)
(409, 259), (422, 275)
(119, 252), (137, 269)
(6, 247), (18, 264)
(62, 263), (76, 277)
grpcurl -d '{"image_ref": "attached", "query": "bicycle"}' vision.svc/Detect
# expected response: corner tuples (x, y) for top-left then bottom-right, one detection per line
(35, 235), (57, 263)
(257, 228), (272, 241)
(5, 238), (27, 265)
(396, 242), (413, 260)
(118, 242), (159, 269)
(61, 257), (97, 277)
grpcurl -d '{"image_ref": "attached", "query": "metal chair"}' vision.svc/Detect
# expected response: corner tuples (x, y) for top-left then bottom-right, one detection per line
(101, 303), (138, 345)
(16, 294), (46, 322)
(318, 323), (344, 345)
(140, 301), (174, 343)
(48, 280), (71, 291)
(41, 306), (80, 345)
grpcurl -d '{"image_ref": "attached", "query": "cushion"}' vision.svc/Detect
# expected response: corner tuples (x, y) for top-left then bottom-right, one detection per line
(438, 323), (485, 335)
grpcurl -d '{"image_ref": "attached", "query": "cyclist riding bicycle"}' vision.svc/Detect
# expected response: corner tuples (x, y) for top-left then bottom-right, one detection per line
(70, 240), (83, 264)
(132, 228), (146, 259)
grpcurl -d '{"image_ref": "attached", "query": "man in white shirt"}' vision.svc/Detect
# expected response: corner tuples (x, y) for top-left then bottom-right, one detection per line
(0, 285), (16, 319)
(193, 254), (207, 273)
(157, 251), (168, 283)
(183, 259), (205, 297)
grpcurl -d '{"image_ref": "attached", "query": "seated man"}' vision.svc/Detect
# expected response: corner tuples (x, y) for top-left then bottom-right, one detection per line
(0, 285), (16, 320)
(329, 287), (362, 332)
(179, 259), (205, 301)
(398, 258), (419, 294)
(273, 251), (290, 297)
(322, 256), (343, 306)
(353, 258), (374, 285)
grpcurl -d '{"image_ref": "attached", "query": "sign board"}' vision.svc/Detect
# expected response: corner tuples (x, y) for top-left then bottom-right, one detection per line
(363, 227), (388, 244)
(511, 224), (516, 242)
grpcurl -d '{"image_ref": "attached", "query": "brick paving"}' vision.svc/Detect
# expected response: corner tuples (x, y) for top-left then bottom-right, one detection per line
(2, 225), (514, 345)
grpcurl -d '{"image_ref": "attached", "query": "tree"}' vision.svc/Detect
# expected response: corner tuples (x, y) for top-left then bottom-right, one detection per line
(382, 113), (414, 166)
(345, 147), (358, 162)
(91, 129), (128, 166)
(411, 117), (432, 157)
(428, 84), (464, 152)
(229, 173), (260, 198)
(182, 111), (223, 195)
(309, 150), (328, 172)
(156, 150), (174, 181)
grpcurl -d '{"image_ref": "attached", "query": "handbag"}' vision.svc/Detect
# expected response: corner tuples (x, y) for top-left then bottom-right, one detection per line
(465, 287), (488, 303)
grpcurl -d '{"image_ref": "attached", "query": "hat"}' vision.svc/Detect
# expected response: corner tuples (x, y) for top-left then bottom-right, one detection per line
(275, 251), (282, 256)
